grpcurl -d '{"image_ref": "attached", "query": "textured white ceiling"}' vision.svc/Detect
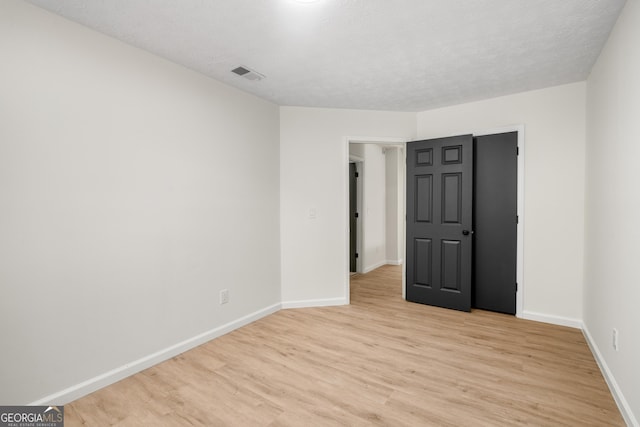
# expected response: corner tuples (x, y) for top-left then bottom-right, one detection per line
(25, 0), (626, 112)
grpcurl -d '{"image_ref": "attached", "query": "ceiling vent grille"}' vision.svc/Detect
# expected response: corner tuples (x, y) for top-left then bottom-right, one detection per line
(231, 66), (265, 81)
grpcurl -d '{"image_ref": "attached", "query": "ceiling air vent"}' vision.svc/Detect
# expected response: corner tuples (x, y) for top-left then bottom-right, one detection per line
(231, 65), (265, 81)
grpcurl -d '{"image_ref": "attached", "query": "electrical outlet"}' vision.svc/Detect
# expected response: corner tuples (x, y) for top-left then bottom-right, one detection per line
(612, 328), (619, 351)
(220, 289), (229, 305)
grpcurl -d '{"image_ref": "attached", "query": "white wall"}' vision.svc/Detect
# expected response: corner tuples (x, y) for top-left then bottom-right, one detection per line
(417, 82), (586, 324)
(385, 147), (403, 264)
(349, 143), (387, 273)
(585, 0), (640, 423)
(385, 148), (398, 263)
(280, 108), (415, 306)
(0, 1), (280, 405)
(397, 148), (405, 264)
(3, 0), (627, 413)
(349, 143), (365, 159)
(361, 144), (387, 272)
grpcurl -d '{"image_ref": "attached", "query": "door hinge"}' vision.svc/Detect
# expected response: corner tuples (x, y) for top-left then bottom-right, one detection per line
(516, 147), (520, 156)
(516, 215), (519, 224)
(355, 253), (359, 258)
(515, 282), (518, 292)
(355, 212), (359, 218)
(355, 172), (359, 178)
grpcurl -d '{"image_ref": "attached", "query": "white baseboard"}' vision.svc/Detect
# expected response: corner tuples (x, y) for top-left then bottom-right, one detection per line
(27, 300), (637, 427)
(385, 259), (403, 265)
(281, 297), (347, 309)
(363, 260), (387, 274)
(29, 303), (281, 406)
(519, 310), (583, 329)
(583, 326), (638, 427)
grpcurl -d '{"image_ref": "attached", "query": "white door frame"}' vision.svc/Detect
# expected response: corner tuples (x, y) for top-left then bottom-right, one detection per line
(343, 126), (524, 317)
(344, 136), (407, 304)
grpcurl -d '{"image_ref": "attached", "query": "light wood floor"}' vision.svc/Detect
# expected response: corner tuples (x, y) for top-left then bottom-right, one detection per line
(66, 265), (623, 426)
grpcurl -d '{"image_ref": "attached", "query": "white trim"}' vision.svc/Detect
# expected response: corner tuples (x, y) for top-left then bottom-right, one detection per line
(363, 260), (388, 274)
(520, 310), (582, 329)
(346, 136), (407, 145)
(281, 297), (348, 309)
(582, 326), (639, 427)
(28, 303), (281, 405)
(386, 259), (403, 265)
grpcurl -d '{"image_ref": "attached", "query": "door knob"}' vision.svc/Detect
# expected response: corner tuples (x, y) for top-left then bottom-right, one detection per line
(462, 230), (473, 236)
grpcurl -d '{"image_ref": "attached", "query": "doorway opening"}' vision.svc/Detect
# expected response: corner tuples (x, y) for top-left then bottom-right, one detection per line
(344, 137), (407, 303)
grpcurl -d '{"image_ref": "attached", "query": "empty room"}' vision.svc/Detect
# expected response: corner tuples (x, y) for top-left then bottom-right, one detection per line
(1, 0), (638, 425)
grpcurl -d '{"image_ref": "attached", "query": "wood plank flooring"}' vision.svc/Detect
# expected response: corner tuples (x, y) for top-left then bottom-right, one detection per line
(65, 265), (624, 426)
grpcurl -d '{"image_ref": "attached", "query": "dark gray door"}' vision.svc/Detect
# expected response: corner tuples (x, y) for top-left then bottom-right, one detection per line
(473, 132), (518, 314)
(349, 163), (358, 272)
(406, 135), (474, 312)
